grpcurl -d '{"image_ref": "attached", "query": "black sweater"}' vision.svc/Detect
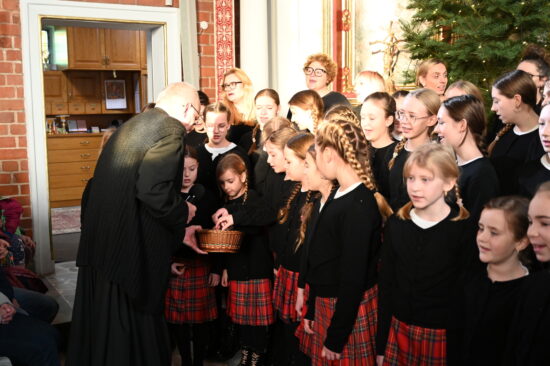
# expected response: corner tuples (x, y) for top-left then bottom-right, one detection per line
(490, 127), (544, 195)
(458, 157), (499, 222)
(377, 212), (479, 355)
(302, 184), (382, 353)
(388, 148), (410, 211)
(371, 142), (397, 200)
(518, 157), (550, 198)
(278, 191), (308, 272)
(223, 190), (276, 281)
(195, 144), (250, 195)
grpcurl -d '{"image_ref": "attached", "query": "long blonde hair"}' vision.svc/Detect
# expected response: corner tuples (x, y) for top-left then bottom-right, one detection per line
(222, 68), (256, 126)
(397, 144), (469, 221)
(315, 119), (393, 219)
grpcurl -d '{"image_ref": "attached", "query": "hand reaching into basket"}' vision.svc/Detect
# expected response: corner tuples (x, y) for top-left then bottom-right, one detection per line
(212, 208), (234, 231)
(183, 225), (208, 255)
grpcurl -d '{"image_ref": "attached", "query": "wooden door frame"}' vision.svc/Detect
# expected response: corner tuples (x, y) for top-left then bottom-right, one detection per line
(20, 0), (184, 274)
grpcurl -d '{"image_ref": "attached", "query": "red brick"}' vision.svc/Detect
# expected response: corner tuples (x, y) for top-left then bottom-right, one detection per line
(0, 112), (15, 123)
(197, 11), (211, 22)
(2, 161), (18, 171)
(197, 1), (213, 12)
(0, 62), (13, 73)
(2, 0), (19, 11)
(0, 125), (7, 134)
(0, 75), (6, 85)
(14, 173), (28, 183)
(11, 14), (19, 25)
(201, 56), (215, 67)
(0, 11), (11, 23)
(13, 62), (21, 73)
(198, 34), (212, 44)
(118, 0), (136, 4)
(9, 124), (25, 135)
(15, 86), (23, 98)
(16, 112), (25, 123)
(201, 45), (215, 56)
(0, 37), (12, 48)
(20, 184), (29, 195)
(0, 24), (20, 36)
(0, 185), (18, 196)
(12, 36), (20, 49)
(0, 148), (27, 159)
(5, 75), (23, 86)
(0, 136), (16, 147)
(12, 195), (29, 206)
(19, 218), (32, 229)
(0, 86), (15, 98)
(6, 50), (21, 61)
(20, 159), (27, 171)
(0, 99), (23, 111)
(17, 136), (26, 147)
(22, 206), (31, 218)
(0, 174), (11, 184)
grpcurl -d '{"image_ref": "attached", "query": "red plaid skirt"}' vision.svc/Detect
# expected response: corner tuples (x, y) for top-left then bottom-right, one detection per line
(227, 278), (275, 326)
(382, 317), (447, 366)
(273, 266), (300, 323)
(307, 285), (378, 366)
(295, 285), (314, 356)
(164, 258), (217, 324)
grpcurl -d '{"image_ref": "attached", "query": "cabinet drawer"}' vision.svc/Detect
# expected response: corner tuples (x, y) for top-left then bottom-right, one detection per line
(44, 102), (52, 115)
(51, 102), (68, 114)
(49, 186), (87, 202)
(48, 148), (99, 163)
(68, 102), (85, 114)
(47, 136), (102, 150)
(48, 161), (97, 176)
(86, 102), (101, 114)
(49, 173), (92, 189)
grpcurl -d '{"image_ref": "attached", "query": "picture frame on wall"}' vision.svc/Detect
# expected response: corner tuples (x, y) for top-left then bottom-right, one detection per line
(104, 79), (127, 110)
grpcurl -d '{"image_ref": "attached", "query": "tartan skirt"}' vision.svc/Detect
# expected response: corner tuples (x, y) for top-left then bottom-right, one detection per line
(273, 266), (300, 323)
(164, 258), (217, 324)
(307, 285), (378, 366)
(295, 285), (314, 356)
(227, 278), (275, 326)
(382, 317), (447, 366)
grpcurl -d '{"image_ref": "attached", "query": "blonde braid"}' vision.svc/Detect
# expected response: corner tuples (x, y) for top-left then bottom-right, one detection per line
(388, 138), (407, 170)
(278, 182), (301, 224)
(488, 123), (514, 156)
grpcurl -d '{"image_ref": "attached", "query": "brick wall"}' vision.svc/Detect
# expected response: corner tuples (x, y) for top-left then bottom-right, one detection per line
(0, 0), (216, 234)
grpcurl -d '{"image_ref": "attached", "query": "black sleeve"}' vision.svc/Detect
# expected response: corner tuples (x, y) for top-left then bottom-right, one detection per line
(0, 269), (14, 300)
(463, 170), (499, 221)
(323, 199), (379, 353)
(229, 193), (276, 227)
(304, 285), (317, 320)
(136, 134), (188, 240)
(376, 219), (396, 355)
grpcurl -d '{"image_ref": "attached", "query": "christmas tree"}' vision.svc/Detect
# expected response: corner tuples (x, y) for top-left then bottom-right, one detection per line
(400, 0), (550, 94)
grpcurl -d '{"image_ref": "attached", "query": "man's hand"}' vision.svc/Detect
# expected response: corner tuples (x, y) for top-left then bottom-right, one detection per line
(183, 225), (207, 254)
(0, 303), (16, 324)
(186, 202), (197, 224)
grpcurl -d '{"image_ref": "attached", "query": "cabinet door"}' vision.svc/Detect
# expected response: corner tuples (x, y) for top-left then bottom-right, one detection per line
(43, 71), (67, 102)
(139, 30), (148, 71)
(67, 27), (105, 69)
(67, 71), (101, 104)
(104, 29), (140, 70)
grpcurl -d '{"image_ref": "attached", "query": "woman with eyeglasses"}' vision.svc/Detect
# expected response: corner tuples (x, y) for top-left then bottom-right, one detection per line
(221, 68), (257, 152)
(302, 53), (350, 113)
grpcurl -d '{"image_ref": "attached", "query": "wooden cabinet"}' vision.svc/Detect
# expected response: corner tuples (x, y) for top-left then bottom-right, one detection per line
(67, 27), (141, 70)
(44, 71), (68, 115)
(100, 71), (134, 114)
(140, 30), (147, 71)
(47, 134), (103, 208)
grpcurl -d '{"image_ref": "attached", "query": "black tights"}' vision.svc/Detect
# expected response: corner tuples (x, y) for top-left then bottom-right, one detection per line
(240, 324), (270, 354)
(168, 322), (210, 366)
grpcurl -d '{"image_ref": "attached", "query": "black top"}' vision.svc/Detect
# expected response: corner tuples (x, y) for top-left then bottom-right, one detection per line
(224, 189), (276, 281)
(322, 91), (351, 112)
(303, 184), (382, 353)
(458, 157), (499, 222)
(490, 127), (544, 195)
(504, 270), (550, 366)
(278, 191), (308, 272)
(518, 157), (550, 198)
(227, 124), (254, 152)
(195, 143), (250, 195)
(462, 274), (526, 366)
(371, 142), (397, 200)
(185, 130), (207, 149)
(377, 212), (479, 355)
(388, 148), (410, 211)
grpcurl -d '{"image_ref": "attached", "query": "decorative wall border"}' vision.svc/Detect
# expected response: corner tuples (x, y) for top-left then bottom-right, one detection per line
(214, 0), (235, 97)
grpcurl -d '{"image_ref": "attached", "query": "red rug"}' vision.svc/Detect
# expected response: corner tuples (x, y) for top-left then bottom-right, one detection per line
(51, 206), (81, 235)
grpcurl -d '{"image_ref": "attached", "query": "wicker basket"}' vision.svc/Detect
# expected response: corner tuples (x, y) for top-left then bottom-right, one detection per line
(197, 229), (243, 253)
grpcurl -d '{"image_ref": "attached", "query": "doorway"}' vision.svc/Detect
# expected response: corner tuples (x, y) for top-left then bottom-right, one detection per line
(21, 0), (183, 274)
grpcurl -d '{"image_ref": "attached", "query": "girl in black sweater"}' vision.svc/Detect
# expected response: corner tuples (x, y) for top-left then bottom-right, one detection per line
(360, 92), (398, 199)
(377, 144), (479, 366)
(435, 95), (499, 221)
(388, 89), (440, 211)
(461, 196), (530, 366)
(301, 118), (391, 365)
(488, 70), (544, 195)
(212, 153), (276, 366)
(518, 103), (550, 197)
